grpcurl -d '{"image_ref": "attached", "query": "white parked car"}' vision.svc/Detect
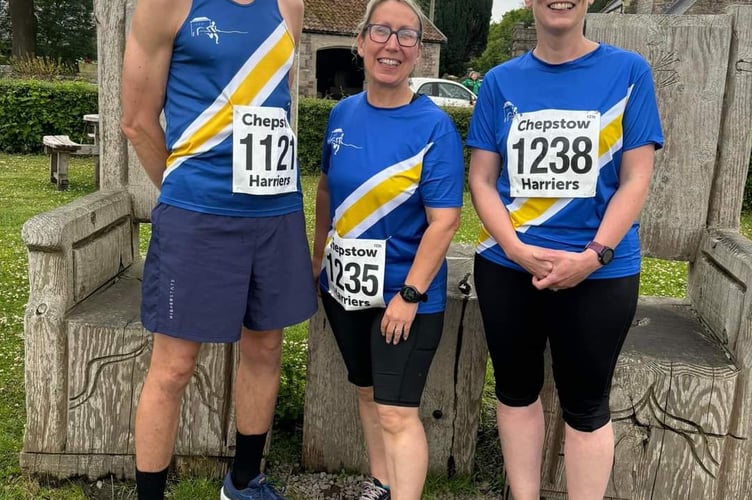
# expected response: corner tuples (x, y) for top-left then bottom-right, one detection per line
(408, 77), (477, 108)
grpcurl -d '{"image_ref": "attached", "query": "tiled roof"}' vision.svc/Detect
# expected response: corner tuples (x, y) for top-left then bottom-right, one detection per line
(304, 0), (447, 42)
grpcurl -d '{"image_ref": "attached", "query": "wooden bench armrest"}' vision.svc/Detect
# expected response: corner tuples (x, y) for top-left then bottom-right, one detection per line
(689, 229), (752, 364)
(22, 190), (131, 251)
(23, 190), (136, 309)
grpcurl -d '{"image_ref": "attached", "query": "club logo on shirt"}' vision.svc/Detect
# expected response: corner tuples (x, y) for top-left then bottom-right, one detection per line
(328, 128), (362, 155)
(190, 16), (247, 45)
(504, 101), (518, 123)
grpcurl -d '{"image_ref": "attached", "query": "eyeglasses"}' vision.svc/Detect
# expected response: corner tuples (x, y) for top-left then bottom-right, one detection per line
(365, 23), (422, 47)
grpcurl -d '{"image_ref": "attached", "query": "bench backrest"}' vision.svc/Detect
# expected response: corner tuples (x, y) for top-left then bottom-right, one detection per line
(586, 8), (752, 260)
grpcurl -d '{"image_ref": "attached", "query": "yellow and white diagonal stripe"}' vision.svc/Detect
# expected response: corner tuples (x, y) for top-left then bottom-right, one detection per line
(477, 86), (633, 251)
(332, 144), (432, 240)
(164, 23), (294, 179)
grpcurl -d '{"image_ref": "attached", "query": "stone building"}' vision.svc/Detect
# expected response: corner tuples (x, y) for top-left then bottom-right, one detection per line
(300, 0), (446, 99)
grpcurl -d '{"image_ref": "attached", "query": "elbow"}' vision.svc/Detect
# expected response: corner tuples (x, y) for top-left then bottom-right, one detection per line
(120, 115), (142, 144)
(120, 111), (155, 145)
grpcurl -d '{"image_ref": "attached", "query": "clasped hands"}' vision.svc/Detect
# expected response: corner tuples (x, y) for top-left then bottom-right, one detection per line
(513, 243), (601, 291)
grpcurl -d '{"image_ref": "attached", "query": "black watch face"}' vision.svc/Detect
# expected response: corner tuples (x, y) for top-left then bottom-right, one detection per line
(401, 286), (421, 303)
(601, 248), (615, 265)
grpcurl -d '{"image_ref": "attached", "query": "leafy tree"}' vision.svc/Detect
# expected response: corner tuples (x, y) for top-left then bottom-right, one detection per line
(589, 0), (611, 12)
(0, 0), (94, 65)
(9, 0), (35, 58)
(0, 0), (11, 62)
(469, 7), (533, 73)
(35, 0), (95, 64)
(432, 0), (493, 77)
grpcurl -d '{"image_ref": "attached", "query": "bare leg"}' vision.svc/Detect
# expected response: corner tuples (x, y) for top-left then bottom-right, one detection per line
(234, 328), (283, 435)
(376, 404), (427, 500)
(564, 421), (614, 500)
(497, 398), (544, 500)
(357, 386), (388, 484)
(135, 333), (201, 471)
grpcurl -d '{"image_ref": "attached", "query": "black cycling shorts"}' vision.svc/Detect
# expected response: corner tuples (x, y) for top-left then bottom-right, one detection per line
(474, 253), (639, 432)
(321, 291), (444, 407)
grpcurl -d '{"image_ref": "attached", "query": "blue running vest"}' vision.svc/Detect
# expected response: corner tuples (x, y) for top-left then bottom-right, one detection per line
(160, 0), (302, 217)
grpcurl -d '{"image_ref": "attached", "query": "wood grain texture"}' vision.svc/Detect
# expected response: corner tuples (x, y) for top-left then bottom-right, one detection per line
(707, 6), (752, 228)
(586, 14), (733, 260)
(94, 0), (129, 190)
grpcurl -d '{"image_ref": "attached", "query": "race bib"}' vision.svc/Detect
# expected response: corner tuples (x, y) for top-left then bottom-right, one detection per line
(232, 106), (297, 195)
(507, 109), (600, 198)
(325, 233), (386, 311)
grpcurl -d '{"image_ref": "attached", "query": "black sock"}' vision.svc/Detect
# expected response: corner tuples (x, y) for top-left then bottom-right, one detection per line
(136, 467), (168, 500)
(231, 431), (268, 489)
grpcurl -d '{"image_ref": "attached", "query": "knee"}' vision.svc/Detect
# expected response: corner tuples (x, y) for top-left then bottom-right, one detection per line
(239, 329), (283, 364)
(147, 358), (195, 395)
(375, 404), (418, 435)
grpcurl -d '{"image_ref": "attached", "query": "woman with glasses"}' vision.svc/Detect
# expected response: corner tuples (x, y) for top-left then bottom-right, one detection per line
(467, 1), (663, 499)
(311, 1), (464, 499)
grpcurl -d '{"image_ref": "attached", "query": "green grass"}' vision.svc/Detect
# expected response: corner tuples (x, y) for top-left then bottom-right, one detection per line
(1, 152), (751, 498)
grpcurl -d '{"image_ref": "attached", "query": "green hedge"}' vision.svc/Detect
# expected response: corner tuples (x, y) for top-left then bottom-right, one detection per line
(4, 82), (743, 203)
(296, 96), (474, 174)
(0, 79), (98, 153)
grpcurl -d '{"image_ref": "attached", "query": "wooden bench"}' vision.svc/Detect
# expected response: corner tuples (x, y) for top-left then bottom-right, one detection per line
(43, 135), (98, 190)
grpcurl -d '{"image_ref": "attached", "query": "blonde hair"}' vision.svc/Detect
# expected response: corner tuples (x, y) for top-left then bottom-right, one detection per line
(355, 0), (426, 39)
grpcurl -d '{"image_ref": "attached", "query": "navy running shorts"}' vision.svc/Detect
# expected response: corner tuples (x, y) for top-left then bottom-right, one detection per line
(140, 203), (318, 342)
(320, 291), (444, 407)
(474, 253), (639, 432)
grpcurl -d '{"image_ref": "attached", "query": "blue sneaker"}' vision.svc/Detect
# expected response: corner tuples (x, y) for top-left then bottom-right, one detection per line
(220, 472), (287, 500)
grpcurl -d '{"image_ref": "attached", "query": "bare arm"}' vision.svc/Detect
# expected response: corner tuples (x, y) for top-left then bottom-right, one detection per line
(279, 0), (303, 88)
(121, 0), (189, 188)
(312, 173), (331, 284)
(381, 206), (460, 344)
(468, 148), (553, 279)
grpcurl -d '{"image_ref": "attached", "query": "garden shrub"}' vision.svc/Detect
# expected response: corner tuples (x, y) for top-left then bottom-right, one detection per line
(296, 97), (474, 175)
(297, 97), (336, 174)
(0, 78), (97, 153)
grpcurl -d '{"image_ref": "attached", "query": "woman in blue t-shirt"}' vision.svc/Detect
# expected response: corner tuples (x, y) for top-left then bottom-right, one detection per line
(311, 1), (465, 498)
(467, 1), (663, 499)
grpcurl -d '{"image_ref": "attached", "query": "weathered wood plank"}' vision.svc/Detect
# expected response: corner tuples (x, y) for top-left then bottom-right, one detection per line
(174, 342), (233, 457)
(585, 14), (733, 260)
(708, 5), (752, 228)
(302, 305), (366, 472)
(94, 0), (129, 190)
(690, 229), (752, 351)
(66, 276), (149, 454)
(72, 219), (133, 302)
(21, 190), (132, 454)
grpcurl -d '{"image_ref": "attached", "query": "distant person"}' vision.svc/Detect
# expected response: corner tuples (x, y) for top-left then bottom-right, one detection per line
(466, 0), (663, 499)
(312, 0), (465, 498)
(121, 0), (316, 499)
(462, 70), (481, 94)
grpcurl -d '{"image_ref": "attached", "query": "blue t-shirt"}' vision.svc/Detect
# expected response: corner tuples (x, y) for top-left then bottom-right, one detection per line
(320, 93), (465, 312)
(160, 0), (302, 217)
(466, 44), (664, 278)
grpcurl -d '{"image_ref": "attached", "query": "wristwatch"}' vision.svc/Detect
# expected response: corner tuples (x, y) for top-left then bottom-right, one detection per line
(585, 241), (614, 265)
(399, 285), (428, 303)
